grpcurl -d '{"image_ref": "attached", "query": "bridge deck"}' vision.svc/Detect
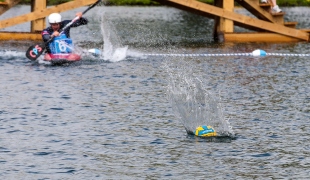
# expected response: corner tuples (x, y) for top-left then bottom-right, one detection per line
(155, 0), (309, 42)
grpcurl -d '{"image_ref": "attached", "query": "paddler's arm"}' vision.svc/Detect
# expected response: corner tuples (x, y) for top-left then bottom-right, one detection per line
(70, 12), (88, 27)
(42, 29), (51, 42)
(42, 29), (60, 42)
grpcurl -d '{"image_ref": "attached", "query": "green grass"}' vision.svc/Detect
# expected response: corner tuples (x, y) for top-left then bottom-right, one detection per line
(105, 0), (160, 5)
(18, 0), (310, 6)
(20, 0), (73, 6)
(277, 0), (310, 6)
(198, 0), (310, 6)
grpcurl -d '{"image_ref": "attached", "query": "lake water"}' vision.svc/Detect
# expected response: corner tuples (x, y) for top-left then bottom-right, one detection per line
(0, 5), (310, 179)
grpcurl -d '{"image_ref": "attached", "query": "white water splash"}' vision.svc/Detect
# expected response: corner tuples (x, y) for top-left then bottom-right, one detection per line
(0, 50), (25, 58)
(37, 58), (52, 65)
(101, 14), (128, 62)
(164, 58), (234, 137)
(111, 46), (128, 62)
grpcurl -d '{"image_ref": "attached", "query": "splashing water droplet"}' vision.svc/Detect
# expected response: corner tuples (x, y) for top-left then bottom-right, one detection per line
(164, 58), (235, 137)
(101, 14), (127, 61)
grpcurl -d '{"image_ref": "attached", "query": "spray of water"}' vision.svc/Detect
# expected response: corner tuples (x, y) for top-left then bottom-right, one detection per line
(101, 14), (128, 62)
(164, 57), (234, 137)
(0, 50), (25, 58)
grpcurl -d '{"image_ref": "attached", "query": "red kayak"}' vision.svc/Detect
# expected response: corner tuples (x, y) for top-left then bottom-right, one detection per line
(44, 53), (81, 65)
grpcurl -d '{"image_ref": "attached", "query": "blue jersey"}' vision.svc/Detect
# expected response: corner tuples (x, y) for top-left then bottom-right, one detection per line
(41, 17), (88, 53)
(48, 34), (73, 54)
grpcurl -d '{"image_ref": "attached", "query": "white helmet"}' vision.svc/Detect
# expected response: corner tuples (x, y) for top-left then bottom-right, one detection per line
(48, 13), (61, 23)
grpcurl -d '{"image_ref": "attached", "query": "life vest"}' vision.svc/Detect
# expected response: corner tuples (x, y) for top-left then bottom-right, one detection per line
(49, 34), (73, 54)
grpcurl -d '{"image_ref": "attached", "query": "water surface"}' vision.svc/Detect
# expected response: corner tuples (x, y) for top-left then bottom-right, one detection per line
(0, 5), (309, 179)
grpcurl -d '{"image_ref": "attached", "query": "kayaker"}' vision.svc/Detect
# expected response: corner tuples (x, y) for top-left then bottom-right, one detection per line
(41, 12), (88, 61)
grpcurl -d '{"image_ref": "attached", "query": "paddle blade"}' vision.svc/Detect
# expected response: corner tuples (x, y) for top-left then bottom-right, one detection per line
(25, 43), (45, 61)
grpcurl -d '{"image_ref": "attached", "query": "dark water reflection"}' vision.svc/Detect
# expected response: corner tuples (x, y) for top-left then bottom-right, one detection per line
(0, 5), (309, 179)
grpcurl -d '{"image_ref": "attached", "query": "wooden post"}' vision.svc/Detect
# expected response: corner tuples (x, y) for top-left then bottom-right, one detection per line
(31, 0), (46, 33)
(213, 0), (234, 42)
(221, 0), (234, 33)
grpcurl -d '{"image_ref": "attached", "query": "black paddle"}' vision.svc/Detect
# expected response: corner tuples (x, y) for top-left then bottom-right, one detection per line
(25, 0), (101, 61)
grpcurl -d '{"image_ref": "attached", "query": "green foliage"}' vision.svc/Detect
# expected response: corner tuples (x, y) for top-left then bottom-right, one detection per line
(105, 0), (159, 5)
(277, 0), (310, 6)
(20, 0), (73, 6)
(17, 0), (310, 6)
(198, 0), (310, 6)
(197, 0), (213, 4)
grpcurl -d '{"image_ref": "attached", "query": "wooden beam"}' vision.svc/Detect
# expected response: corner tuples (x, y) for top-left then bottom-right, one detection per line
(155, 0), (216, 19)
(0, 2), (9, 5)
(284, 22), (297, 28)
(0, 31), (41, 41)
(224, 32), (303, 42)
(31, 0), (46, 32)
(0, 0), (98, 29)
(235, 0), (276, 23)
(301, 29), (310, 33)
(155, 0), (309, 41)
(0, 0), (21, 16)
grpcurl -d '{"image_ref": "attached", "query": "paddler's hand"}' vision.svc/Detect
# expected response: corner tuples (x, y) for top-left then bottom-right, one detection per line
(51, 31), (60, 38)
(76, 12), (83, 19)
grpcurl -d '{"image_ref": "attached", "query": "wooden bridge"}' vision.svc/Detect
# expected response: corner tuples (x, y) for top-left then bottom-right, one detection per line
(0, 0), (309, 42)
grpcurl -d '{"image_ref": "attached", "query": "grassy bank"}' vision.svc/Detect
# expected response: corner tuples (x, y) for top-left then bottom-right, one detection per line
(17, 0), (310, 6)
(101, 0), (310, 6)
(199, 0), (310, 6)
(19, 0), (70, 5)
(17, 0), (159, 6)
